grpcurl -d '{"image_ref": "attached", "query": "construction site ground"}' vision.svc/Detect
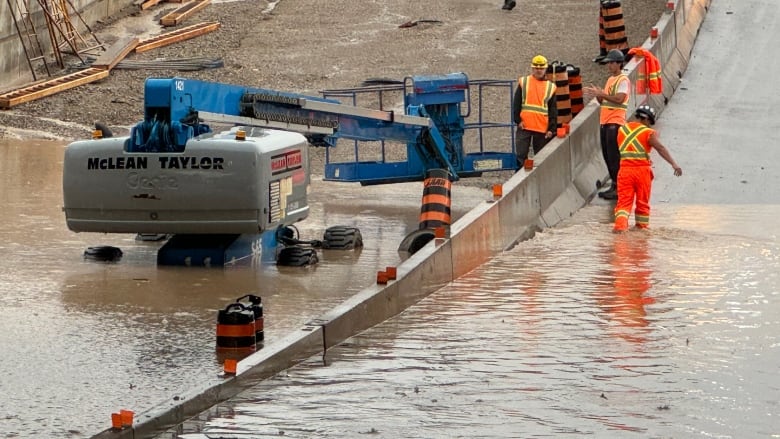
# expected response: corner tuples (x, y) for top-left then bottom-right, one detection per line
(0, 0), (665, 184)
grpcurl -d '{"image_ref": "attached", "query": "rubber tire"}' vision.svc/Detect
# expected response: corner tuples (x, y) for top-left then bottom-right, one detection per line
(277, 246), (319, 267)
(407, 233), (434, 255)
(84, 246), (123, 262)
(322, 226), (363, 250)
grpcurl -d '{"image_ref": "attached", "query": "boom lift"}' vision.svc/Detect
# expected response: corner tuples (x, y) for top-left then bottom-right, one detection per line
(62, 73), (517, 266)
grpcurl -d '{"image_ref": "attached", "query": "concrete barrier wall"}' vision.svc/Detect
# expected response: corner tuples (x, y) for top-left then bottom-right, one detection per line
(93, 1), (713, 437)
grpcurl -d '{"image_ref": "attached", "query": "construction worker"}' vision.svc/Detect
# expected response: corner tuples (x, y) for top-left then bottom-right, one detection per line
(584, 49), (630, 200)
(613, 105), (682, 233)
(512, 55), (557, 168)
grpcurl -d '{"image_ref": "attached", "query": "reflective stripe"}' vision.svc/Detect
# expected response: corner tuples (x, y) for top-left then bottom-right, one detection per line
(618, 123), (651, 161)
(601, 74), (629, 110)
(520, 76), (555, 115)
(519, 76), (555, 133)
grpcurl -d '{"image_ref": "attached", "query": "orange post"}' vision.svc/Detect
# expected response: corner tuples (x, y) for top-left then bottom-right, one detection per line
(120, 409), (134, 428)
(224, 358), (237, 375)
(650, 27), (659, 38)
(492, 184), (503, 199)
(111, 413), (122, 430)
(377, 271), (389, 284)
(385, 266), (397, 280)
(557, 127), (566, 138)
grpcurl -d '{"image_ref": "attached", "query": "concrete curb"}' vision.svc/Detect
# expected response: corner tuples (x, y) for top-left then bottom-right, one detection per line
(92, 1), (712, 437)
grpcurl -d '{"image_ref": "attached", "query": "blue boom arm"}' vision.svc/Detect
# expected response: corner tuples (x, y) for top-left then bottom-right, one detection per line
(130, 74), (518, 184)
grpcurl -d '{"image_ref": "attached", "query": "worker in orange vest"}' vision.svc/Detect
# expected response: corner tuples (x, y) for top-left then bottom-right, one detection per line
(512, 55), (558, 168)
(613, 105), (682, 233)
(584, 49), (630, 200)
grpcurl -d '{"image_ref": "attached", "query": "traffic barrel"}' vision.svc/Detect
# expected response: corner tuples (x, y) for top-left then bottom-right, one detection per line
(216, 303), (256, 350)
(418, 169), (452, 230)
(567, 64), (584, 117)
(601, 1), (628, 53)
(546, 63), (571, 127)
(236, 294), (264, 342)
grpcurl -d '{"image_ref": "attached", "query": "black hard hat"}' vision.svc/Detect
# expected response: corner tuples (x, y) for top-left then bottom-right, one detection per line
(635, 105), (656, 125)
(601, 49), (625, 64)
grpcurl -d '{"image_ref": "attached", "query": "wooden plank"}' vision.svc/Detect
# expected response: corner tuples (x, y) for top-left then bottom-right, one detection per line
(160, 0), (211, 27)
(135, 21), (220, 53)
(0, 68), (109, 109)
(139, 0), (163, 10)
(91, 37), (140, 70)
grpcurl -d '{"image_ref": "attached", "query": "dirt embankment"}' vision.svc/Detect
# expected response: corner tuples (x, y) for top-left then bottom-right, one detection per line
(0, 0), (665, 185)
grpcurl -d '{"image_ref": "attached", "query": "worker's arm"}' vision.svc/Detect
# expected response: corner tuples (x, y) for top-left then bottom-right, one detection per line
(596, 91), (627, 105)
(512, 85), (523, 126)
(649, 133), (682, 176)
(546, 94), (557, 137)
(584, 77), (628, 104)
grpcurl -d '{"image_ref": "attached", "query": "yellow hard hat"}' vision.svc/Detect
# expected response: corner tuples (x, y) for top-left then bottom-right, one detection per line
(531, 55), (548, 68)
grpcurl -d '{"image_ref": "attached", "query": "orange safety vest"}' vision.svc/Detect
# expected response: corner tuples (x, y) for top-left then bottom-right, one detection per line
(518, 75), (556, 133)
(617, 122), (654, 166)
(599, 74), (630, 125)
(628, 47), (663, 95)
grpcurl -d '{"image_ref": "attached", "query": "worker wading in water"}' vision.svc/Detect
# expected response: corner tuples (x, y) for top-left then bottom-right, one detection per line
(512, 55), (558, 168)
(613, 105), (682, 233)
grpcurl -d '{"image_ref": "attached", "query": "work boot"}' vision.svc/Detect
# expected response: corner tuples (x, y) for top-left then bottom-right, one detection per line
(598, 185), (617, 200)
(502, 0), (516, 10)
(634, 223), (649, 230)
(613, 217), (629, 233)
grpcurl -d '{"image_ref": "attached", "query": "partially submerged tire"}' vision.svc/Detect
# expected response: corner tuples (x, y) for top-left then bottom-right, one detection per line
(277, 246), (319, 267)
(322, 226), (363, 250)
(398, 229), (435, 255)
(84, 246), (123, 262)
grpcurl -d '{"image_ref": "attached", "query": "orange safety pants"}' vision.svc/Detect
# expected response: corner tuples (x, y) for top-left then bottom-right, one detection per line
(613, 165), (653, 231)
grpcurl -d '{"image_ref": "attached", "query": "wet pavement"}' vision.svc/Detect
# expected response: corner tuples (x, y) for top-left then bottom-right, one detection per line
(167, 204), (780, 438)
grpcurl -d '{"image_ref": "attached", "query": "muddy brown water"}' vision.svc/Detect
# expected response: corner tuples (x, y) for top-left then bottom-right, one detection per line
(0, 138), (490, 438)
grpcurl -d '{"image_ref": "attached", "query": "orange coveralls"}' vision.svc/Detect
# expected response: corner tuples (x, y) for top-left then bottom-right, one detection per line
(614, 122), (655, 231)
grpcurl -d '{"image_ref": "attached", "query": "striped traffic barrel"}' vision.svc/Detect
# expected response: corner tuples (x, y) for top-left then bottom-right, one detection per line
(595, 8), (607, 61)
(567, 64), (584, 117)
(239, 294), (264, 342)
(418, 168), (452, 230)
(216, 303), (256, 350)
(601, 1), (628, 52)
(546, 63), (571, 127)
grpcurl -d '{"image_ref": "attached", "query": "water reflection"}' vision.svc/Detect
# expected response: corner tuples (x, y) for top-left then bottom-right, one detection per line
(597, 232), (654, 345)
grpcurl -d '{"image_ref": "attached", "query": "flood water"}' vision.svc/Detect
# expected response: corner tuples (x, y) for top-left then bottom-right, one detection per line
(0, 139), (490, 438)
(167, 203), (780, 438)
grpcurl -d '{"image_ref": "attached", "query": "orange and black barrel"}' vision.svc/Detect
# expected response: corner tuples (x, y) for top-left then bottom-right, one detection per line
(546, 63), (571, 127)
(601, 1), (628, 53)
(239, 294), (264, 342)
(418, 169), (452, 230)
(567, 64), (584, 117)
(216, 303), (256, 350)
